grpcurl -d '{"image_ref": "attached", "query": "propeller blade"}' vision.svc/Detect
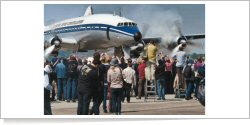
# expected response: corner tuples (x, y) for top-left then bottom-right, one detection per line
(130, 43), (144, 51)
(172, 44), (183, 54)
(140, 39), (145, 46)
(122, 46), (131, 60)
(173, 20), (183, 36)
(44, 45), (55, 58)
(187, 40), (203, 48)
(141, 24), (149, 37)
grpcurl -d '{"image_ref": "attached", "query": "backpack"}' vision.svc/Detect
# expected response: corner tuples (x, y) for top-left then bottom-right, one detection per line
(183, 65), (192, 78)
(80, 65), (92, 76)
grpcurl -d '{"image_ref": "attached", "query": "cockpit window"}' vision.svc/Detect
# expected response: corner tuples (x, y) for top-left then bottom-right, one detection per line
(117, 22), (137, 27)
(129, 22), (132, 26)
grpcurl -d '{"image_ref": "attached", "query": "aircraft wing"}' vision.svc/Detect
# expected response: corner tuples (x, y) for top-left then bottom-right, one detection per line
(61, 37), (77, 44)
(184, 34), (205, 40)
(142, 37), (162, 44)
(46, 36), (78, 50)
(141, 34), (205, 44)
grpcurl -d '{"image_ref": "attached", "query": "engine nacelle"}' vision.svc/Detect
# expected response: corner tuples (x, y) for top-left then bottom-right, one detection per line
(176, 36), (187, 45)
(51, 36), (62, 48)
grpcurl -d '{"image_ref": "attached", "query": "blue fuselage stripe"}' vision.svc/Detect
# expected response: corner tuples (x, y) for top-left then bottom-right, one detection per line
(44, 24), (139, 37)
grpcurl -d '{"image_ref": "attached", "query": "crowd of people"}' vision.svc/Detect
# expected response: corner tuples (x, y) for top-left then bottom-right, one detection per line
(44, 41), (205, 115)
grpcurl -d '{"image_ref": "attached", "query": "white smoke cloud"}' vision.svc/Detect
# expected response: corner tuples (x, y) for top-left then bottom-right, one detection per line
(126, 5), (183, 47)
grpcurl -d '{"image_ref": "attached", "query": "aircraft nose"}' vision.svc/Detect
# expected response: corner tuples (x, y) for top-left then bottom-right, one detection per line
(134, 31), (142, 41)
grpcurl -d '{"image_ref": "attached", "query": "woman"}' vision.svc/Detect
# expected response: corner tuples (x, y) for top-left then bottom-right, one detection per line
(107, 58), (123, 115)
(165, 57), (174, 94)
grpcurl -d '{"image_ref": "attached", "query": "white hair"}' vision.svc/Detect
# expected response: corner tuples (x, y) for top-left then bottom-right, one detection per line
(87, 57), (93, 65)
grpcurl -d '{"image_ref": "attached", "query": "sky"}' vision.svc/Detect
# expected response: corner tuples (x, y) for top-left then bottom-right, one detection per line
(44, 4), (205, 54)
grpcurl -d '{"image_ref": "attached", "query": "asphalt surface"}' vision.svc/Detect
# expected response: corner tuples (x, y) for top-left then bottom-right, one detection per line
(51, 94), (205, 115)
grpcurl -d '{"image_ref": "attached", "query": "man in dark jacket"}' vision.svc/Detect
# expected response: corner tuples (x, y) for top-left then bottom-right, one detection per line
(91, 52), (105, 115)
(77, 59), (99, 115)
(155, 59), (166, 100)
(182, 59), (195, 100)
(66, 55), (78, 102)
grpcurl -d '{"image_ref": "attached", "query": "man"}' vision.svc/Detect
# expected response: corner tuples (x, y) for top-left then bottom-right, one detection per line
(55, 58), (67, 101)
(122, 59), (136, 103)
(76, 58), (83, 100)
(91, 52), (104, 115)
(132, 59), (139, 97)
(172, 45), (187, 91)
(147, 40), (158, 81)
(77, 59), (99, 115)
(182, 59), (195, 100)
(147, 41), (158, 63)
(119, 57), (127, 70)
(50, 54), (59, 101)
(144, 41), (158, 94)
(44, 61), (53, 115)
(155, 59), (166, 100)
(67, 55), (78, 102)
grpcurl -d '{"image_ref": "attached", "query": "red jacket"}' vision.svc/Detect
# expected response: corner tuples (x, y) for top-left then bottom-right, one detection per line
(138, 63), (146, 80)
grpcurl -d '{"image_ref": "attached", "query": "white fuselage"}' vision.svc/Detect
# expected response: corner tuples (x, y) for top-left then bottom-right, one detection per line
(44, 14), (141, 51)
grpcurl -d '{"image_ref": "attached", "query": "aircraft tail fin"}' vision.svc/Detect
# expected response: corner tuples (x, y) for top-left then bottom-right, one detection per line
(84, 5), (93, 16)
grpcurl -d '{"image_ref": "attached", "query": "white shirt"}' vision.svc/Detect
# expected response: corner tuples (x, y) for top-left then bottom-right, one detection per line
(122, 67), (136, 85)
(172, 51), (186, 67)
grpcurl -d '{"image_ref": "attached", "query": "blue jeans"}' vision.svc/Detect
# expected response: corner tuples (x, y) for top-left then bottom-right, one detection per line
(103, 84), (108, 110)
(195, 77), (202, 97)
(157, 79), (166, 99)
(57, 78), (66, 100)
(67, 77), (77, 100)
(77, 92), (92, 115)
(185, 80), (194, 98)
(111, 88), (122, 115)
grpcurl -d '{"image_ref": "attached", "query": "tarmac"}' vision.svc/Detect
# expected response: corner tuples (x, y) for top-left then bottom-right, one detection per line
(51, 94), (205, 115)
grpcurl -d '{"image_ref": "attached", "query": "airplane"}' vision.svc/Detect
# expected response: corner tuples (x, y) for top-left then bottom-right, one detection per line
(44, 5), (205, 59)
